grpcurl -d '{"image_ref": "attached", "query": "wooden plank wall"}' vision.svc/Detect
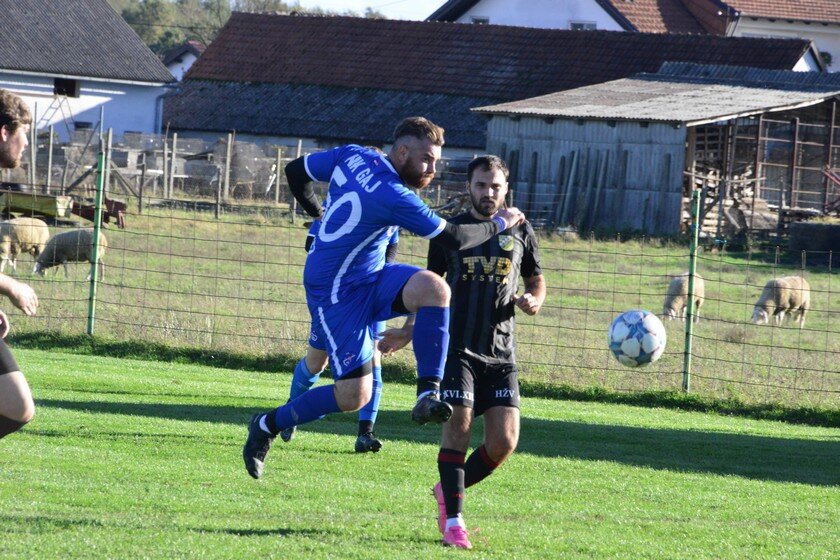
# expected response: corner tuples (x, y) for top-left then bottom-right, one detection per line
(486, 116), (687, 235)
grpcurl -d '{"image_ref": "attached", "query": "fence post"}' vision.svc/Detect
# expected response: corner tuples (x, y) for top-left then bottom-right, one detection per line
(45, 125), (54, 194)
(224, 132), (233, 203)
(138, 152), (146, 214)
(291, 139), (302, 223)
(682, 189), (701, 392)
(169, 132), (178, 198)
(162, 136), (169, 199)
(274, 146), (282, 205)
(87, 134), (108, 336)
(28, 117), (36, 189)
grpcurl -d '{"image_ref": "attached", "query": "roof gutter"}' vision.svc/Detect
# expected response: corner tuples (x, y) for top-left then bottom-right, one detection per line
(0, 68), (173, 88)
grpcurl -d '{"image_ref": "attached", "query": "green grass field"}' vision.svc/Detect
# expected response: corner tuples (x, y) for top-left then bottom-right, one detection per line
(1, 348), (837, 559)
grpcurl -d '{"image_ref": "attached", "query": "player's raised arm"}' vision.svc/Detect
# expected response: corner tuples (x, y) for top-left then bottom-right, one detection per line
(284, 157), (323, 218)
(430, 206), (525, 251)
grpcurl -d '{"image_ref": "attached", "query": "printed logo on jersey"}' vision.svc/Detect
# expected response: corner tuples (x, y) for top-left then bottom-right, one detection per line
(495, 389), (516, 398)
(309, 332), (318, 342)
(498, 235), (514, 251)
(461, 255), (513, 283)
(342, 352), (357, 367)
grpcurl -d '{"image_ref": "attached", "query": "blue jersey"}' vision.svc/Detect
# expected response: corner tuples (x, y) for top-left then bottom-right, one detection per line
(303, 145), (443, 304)
(307, 220), (400, 249)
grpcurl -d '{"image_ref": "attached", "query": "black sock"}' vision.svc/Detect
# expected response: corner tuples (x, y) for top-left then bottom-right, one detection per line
(0, 415), (27, 440)
(464, 444), (501, 488)
(358, 420), (374, 436)
(416, 378), (440, 397)
(438, 448), (466, 517)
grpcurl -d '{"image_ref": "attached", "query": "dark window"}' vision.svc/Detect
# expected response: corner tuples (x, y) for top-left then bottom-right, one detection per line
(54, 78), (80, 97)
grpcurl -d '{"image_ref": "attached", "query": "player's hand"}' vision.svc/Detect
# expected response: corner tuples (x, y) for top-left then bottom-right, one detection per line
(0, 310), (9, 338)
(496, 206), (525, 230)
(378, 327), (412, 356)
(7, 280), (38, 316)
(515, 293), (541, 315)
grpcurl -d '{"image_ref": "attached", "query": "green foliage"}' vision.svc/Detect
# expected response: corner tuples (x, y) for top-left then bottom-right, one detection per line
(1, 349), (837, 558)
(112, 0), (384, 55)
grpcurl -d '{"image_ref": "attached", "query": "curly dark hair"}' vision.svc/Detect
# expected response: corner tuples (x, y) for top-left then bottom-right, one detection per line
(0, 89), (31, 133)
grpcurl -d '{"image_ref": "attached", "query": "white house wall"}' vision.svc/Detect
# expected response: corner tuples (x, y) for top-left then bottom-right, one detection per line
(732, 19), (839, 72)
(451, 0), (623, 30)
(485, 116), (687, 234)
(0, 73), (169, 140)
(168, 53), (198, 82)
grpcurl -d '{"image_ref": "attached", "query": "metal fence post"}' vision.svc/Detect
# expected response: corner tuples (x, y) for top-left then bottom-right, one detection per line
(87, 134), (108, 336)
(224, 132), (233, 203)
(274, 147), (282, 205)
(169, 132), (178, 198)
(45, 125), (54, 194)
(682, 188), (701, 392)
(291, 139), (301, 223)
(28, 116), (36, 188)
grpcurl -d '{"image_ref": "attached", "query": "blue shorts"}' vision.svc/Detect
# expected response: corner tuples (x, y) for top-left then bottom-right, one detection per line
(307, 263), (418, 379)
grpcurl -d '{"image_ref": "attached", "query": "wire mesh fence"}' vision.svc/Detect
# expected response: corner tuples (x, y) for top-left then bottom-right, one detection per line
(1, 135), (838, 409)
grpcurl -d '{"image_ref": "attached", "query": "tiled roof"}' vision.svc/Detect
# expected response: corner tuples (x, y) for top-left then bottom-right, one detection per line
(164, 80), (493, 148)
(596, 0), (707, 34)
(163, 40), (207, 66)
(720, 0), (840, 25)
(474, 62), (840, 126)
(426, 0), (481, 22)
(187, 13), (813, 102)
(0, 0), (173, 83)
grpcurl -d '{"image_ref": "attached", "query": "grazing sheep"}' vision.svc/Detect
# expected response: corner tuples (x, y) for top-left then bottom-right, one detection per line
(33, 228), (108, 280)
(0, 217), (50, 273)
(751, 276), (810, 328)
(662, 272), (705, 322)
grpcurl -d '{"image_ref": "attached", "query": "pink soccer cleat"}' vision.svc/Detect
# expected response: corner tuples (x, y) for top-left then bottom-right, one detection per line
(442, 525), (472, 549)
(432, 482), (446, 534)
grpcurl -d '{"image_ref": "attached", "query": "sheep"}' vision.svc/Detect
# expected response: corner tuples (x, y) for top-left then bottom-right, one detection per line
(751, 276), (810, 328)
(33, 228), (108, 280)
(662, 272), (705, 322)
(0, 217), (50, 273)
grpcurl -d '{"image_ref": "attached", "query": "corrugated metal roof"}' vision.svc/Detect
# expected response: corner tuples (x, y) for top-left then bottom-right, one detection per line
(474, 63), (840, 126)
(0, 0), (173, 83)
(164, 80), (493, 148)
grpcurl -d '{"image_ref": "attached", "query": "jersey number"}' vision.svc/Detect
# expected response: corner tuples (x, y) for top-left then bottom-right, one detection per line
(319, 192), (361, 242)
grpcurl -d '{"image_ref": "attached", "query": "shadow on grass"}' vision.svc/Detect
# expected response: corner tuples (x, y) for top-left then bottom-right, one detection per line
(12, 331), (838, 428)
(38, 399), (839, 486)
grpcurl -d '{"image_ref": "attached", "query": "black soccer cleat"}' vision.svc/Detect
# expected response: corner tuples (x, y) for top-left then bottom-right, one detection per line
(279, 425), (296, 443)
(243, 413), (275, 479)
(354, 431), (383, 453)
(411, 393), (453, 425)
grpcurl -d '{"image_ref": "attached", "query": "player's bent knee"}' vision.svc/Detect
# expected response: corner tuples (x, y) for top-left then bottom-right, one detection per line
(486, 436), (518, 463)
(403, 270), (450, 310)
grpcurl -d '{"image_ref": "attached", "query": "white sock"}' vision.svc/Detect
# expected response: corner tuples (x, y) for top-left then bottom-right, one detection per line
(445, 515), (465, 531)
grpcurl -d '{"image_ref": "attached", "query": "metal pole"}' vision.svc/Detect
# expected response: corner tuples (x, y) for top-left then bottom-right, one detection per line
(87, 144), (107, 336)
(169, 132), (177, 198)
(45, 125), (54, 194)
(682, 188), (701, 392)
(162, 136), (169, 199)
(223, 132), (233, 203)
(138, 152), (146, 214)
(291, 139), (301, 223)
(28, 111), (36, 189)
(274, 147), (282, 204)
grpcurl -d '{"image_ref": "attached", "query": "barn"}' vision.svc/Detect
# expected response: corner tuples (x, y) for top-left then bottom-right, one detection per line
(476, 63), (840, 236)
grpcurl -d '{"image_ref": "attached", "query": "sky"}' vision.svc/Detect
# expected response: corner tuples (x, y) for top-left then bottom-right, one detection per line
(292, 0), (449, 21)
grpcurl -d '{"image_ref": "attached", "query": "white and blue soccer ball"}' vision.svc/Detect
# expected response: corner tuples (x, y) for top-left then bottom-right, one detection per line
(608, 310), (667, 367)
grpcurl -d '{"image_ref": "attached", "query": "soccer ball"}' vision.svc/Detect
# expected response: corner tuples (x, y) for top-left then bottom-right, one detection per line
(608, 310), (667, 367)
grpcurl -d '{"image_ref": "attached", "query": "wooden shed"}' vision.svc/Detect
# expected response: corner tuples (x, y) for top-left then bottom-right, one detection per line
(475, 63), (840, 236)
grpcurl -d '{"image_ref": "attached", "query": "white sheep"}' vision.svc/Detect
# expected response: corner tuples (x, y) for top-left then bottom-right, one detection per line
(0, 217), (50, 273)
(33, 228), (108, 280)
(751, 276), (810, 328)
(662, 272), (705, 322)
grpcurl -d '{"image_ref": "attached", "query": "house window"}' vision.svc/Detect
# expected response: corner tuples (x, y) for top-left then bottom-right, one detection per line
(570, 21), (597, 30)
(471, 16), (489, 24)
(54, 78), (80, 98)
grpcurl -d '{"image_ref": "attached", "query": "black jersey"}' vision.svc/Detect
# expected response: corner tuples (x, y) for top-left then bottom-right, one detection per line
(428, 212), (541, 364)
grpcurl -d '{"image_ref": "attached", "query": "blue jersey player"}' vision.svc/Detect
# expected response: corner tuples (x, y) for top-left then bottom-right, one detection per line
(243, 117), (525, 479)
(279, 220), (400, 453)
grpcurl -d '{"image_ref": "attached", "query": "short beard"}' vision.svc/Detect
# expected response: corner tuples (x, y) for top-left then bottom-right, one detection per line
(470, 192), (500, 217)
(0, 146), (19, 169)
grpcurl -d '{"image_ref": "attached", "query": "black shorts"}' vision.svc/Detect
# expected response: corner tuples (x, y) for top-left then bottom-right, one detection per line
(440, 353), (519, 417)
(0, 338), (19, 376)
